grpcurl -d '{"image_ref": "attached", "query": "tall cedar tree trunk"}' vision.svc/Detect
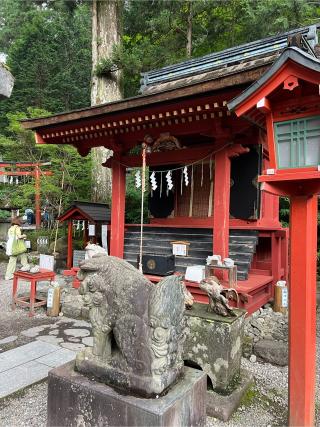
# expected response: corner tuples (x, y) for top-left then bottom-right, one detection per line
(91, 0), (122, 203)
(186, 1), (193, 58)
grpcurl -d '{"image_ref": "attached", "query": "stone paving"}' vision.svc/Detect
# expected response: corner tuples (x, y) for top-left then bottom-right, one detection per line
(0, 317), (93, 399)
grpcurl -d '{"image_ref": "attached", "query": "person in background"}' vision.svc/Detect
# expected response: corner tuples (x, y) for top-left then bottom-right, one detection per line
(25, 208), (34, 225)
(5, 217), (29, 280)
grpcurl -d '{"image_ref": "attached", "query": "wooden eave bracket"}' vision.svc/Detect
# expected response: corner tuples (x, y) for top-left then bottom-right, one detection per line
(35, 132), (46, 145)
(257, 97), (271, 114)
(73, 144), (91, 157)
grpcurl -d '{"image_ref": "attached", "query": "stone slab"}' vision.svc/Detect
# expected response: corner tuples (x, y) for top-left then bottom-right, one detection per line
(206, 368), (254, 421)
(47, 362), (207, 427)
(20, 325), (49, 337)
(60, 342), (85, 351)
(0, 360), (50, 398)
(36, 335), (64, 345)
(37, 348), (76, 368)
(0, 336), (18, 345)
(0, 341), (59, 372)
(64, 328), (90, 337)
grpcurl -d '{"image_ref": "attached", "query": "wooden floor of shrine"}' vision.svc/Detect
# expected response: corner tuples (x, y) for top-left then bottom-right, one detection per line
(146, 272), (273, 315)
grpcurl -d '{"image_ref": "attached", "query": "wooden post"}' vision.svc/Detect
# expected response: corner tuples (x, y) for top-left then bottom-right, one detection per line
(35, 165), (41, 229)
(271, 232), (281, 294)
(213, 149), (230, 259)
(288, 194), (317, 427)
(67, 220), (73, 269)
(110, 158), (126, 258)
(83, 220), (89, 246)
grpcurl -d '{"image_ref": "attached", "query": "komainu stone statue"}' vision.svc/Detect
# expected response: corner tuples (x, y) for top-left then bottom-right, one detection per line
(75, 255), (185, 397)
(199, 276), (239, 317)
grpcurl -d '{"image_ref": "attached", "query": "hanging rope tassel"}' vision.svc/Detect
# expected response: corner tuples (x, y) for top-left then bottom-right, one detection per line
(139, 144), (147, 273)
(201, 160), (204, 187)
(160, 172), (163, 198)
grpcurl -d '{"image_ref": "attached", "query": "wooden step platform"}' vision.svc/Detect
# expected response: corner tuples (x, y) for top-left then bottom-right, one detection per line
(145, 272), (273, 315)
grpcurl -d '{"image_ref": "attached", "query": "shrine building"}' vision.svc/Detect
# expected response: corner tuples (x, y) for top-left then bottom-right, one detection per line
(22, 24), (320, 314)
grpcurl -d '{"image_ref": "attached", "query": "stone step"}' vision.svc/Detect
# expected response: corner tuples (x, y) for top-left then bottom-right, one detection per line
(124, 258), (249, 280)
(126, 229), (258, 241)
(124, 227), (257, 282)
(124, 247), (253, 262)
(124, 233), (257, 252)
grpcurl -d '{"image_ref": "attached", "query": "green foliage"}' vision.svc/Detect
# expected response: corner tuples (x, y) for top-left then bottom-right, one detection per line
(125, 169), (148, 224)
(0, 109), (92, 216)
(279, 197), (290, 227)
(1, 0), (320, 224)
(0, 0), (91, 131)
(98, 0), (320, 97)
(94, 57), (116, 77)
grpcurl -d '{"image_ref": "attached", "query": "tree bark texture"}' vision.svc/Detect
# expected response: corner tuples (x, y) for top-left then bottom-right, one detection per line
(186, 1), (193, 58)
(91, 0), (123, 203)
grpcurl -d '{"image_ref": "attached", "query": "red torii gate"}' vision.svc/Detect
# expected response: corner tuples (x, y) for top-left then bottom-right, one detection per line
(0, 161), (52, 229)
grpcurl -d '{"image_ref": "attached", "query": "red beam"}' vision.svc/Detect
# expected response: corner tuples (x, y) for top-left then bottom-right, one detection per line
(113, 145), (215, 168)
(0, 171), (52, 176)
(0, 162), (50, 167)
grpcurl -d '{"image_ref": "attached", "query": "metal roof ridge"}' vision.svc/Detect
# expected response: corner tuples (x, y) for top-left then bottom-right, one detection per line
(227, 46), (320, 112)
(140, 24), (320, 91)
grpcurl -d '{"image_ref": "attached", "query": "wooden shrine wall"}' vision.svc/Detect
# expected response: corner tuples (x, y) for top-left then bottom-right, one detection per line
(174, 163), (213, 218)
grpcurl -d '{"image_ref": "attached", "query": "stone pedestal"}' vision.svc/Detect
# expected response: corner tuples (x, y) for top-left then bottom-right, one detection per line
(47, 362), (207, 427)
(184, 303), (246, 392)
(183, 303), (249, 420)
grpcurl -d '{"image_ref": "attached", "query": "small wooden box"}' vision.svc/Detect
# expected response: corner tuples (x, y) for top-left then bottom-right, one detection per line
(171, 241), (190, 257)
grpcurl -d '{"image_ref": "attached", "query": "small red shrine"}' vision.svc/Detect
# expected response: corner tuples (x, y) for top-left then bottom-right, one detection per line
(22, 25), (320, 314)
(58, 200), (110, 269)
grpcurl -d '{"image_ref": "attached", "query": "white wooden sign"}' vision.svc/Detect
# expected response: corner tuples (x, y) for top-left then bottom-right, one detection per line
(47, 288), (54, 308)
(88, 224), (95, 236)
(39, 254), (55, 271)
(101, 224), (108, 253)
(172, 243), (189, 256)
(282, 287), (288, 308)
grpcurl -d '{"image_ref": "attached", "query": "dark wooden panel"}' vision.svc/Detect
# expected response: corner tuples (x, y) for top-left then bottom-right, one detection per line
(230, 145), (262, 220)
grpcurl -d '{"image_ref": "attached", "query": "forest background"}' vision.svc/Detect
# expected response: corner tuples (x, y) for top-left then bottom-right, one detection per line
(0, 0), (320, 225)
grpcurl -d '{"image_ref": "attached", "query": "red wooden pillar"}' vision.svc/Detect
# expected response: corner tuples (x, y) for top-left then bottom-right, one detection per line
(213, 149), (230, 260)
(35, 165), (41, 229)
(67, 219), (73, 269)
(213, 145), (249, 271)
(110, 158), (126, 258)
(288, 194), (317, 427)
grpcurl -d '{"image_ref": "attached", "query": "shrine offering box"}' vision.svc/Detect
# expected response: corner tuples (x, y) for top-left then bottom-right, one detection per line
(137, 254), (175, 276)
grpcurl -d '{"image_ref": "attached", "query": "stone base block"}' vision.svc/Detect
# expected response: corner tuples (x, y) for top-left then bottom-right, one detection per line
(206, 368), (254, 421)
(184, 303), (246, 393)
(76, 347), (183, 397)
(47, 362), (207, 427)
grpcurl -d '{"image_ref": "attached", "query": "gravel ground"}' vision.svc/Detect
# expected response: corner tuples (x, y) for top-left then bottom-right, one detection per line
(0, 261), (319, 426)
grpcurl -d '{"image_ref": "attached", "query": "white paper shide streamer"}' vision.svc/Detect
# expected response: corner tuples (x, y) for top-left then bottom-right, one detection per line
(150, 171), (157, 191)
(135, 170), (141, 189)
(183, 166), (189, 186)
(166, 170), (173, 190)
